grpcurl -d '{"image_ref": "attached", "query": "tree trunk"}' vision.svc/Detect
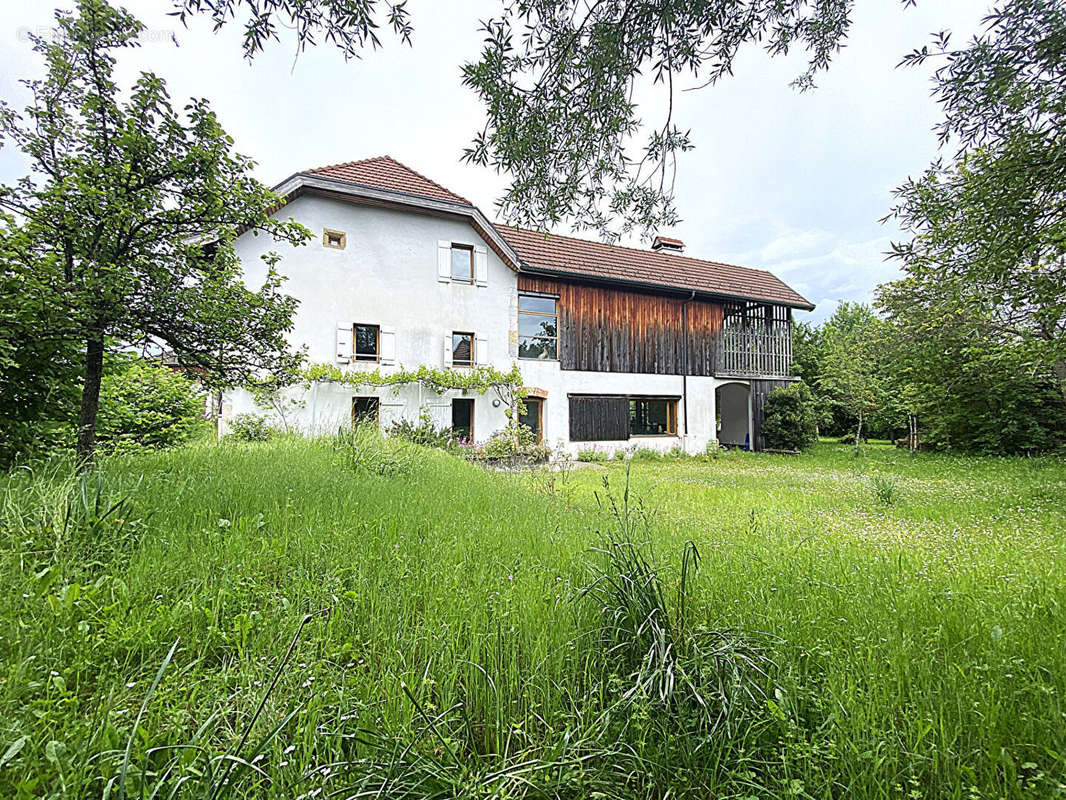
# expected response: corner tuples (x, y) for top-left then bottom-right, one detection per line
(854, 411), (863, 457)
(1055, 359), (1066, 406)
(76, 331), (105, 465)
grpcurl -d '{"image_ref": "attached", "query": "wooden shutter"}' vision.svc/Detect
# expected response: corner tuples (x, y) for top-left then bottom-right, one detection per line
(336, 322), (352, 363)
(474, 245), (488, 286)
(379, 326), (396, 365)
(437, 241), (451, 282)
(475, 334), (489, 365)
(568, 396), (630, 442)
(442, 334), (453, 366)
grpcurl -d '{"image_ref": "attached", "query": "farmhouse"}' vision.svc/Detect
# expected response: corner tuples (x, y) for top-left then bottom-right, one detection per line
(226, 156), (814, 454)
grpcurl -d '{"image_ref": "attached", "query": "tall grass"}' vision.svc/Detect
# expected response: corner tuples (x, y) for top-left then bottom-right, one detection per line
(0, 435), (1064, 798)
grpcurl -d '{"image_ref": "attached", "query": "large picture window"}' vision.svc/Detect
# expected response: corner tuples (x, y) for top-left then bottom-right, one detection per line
(629, 398), (678, 436)
(518, 293), (558, 360)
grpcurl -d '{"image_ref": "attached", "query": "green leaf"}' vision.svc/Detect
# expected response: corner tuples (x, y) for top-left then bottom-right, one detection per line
(0, 737), (27, 769)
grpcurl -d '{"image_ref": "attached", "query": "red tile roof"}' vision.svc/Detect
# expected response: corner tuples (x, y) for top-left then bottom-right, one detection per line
(307, 156), (471, 205)
(298, 156), (812, 309)
(496, 225), (814, 309)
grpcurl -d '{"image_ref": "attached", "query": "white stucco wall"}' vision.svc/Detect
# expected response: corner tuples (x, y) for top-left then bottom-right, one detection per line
(223, 192), (735, 456)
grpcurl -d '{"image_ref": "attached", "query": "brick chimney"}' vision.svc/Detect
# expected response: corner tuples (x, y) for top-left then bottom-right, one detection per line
(651, 235), (685, 254)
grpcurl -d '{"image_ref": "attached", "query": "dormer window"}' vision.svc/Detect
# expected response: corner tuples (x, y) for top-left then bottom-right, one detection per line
(323, 228), (346, 249)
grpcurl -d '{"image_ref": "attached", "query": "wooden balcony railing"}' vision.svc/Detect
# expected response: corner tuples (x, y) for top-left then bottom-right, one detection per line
(715, 303), (793, 378)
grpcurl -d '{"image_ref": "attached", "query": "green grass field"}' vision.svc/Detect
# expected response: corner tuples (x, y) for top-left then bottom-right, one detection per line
(1, 434), (1064, 799)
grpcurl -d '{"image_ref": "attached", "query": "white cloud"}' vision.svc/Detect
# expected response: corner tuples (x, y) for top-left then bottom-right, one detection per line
(0, 0), (987, 326)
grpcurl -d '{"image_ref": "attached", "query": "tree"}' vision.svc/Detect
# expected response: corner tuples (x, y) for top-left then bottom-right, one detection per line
(877, 274), (1066, 454)
(0, 226), (81, 466)
(817, 303), (892, 454)
(0, 0), (310, 463)
(171, 0), (413, 59)
(887, 0), (1066, 404)
(172, 0), (919, 239)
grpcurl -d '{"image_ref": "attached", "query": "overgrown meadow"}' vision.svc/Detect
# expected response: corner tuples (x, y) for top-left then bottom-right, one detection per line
(1, 433), (1064, 798)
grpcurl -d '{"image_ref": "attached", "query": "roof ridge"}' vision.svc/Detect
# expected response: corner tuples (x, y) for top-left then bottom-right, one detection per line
(494, 223), (771, 278)
(306, 155), (471, 205)
(383, 156), (472, 206)
(306, 154), (389, 174)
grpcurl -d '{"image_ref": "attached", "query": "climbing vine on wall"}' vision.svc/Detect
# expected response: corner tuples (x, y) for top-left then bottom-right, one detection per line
(300, 362), (527, 417)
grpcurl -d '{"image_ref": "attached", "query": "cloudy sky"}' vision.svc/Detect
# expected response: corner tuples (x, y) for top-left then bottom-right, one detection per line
(0, 0), (987, 322)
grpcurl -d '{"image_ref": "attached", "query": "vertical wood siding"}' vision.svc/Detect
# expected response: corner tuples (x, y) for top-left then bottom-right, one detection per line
(518, 275), (723, 375)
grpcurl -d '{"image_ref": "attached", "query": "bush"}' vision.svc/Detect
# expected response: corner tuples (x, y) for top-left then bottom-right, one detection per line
(577, 447), (609, 462)
(761, 382), (818, 451)
(385, 417), (460, 452)
(229, 413), (274, 442)
(96, 360), (203, 453)
(475, 424), (552, 463)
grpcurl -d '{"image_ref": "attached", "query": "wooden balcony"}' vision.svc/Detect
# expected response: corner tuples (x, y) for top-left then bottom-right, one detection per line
(715, 303), (793, 379)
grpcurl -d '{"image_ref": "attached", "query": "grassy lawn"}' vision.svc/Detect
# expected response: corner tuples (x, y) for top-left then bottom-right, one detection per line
(1, 436), (1064, 798)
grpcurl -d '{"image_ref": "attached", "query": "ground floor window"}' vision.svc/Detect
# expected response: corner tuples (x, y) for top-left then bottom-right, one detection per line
(629, 398), (677, 436)
(452, 398), (474, 442)
(569, 394), (680, 441)
(519, 397), (543, 442)
(352, 396), (380, 424)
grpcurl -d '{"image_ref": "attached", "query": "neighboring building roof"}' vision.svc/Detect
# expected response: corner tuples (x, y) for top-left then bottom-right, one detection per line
(307, 156), (471, 206)
(291, 156), (813, 310)
(496, 225), (814, 310)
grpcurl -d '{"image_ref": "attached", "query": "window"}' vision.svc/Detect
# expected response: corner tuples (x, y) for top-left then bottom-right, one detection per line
(451, 398), (474, 441)
(629, 398), (678, 437)
(519, 398), (543, 443)
(518, 293), (558, 360)
(353, 324), (380, 362)
(450, 244), (474, 283)
(451, 331), (474, 367)
(351, 396), (379, 424)
(323, 228), (346, 249)
(568, 395), (679, 441)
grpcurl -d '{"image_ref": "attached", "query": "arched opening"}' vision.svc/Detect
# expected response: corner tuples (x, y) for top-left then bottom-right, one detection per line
(716, 382), (751, 450)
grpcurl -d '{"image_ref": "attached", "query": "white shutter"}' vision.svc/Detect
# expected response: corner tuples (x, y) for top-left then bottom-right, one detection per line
(475, 334), (489, 365)
(474, 245), (488, 286)
(442, 334), (453, 366)
(437, 241), (451, 283)
(379, 326), (396, 365)
(336, 322), (352, 363)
